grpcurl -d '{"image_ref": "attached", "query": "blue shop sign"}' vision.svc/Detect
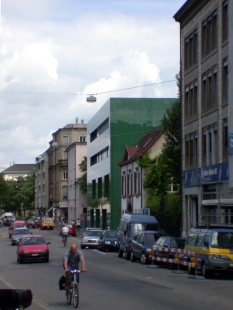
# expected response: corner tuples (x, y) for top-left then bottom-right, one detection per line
(184, 162), (229, 187)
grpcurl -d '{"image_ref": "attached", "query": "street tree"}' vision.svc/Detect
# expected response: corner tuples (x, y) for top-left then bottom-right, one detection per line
(77, 156), (87, 194)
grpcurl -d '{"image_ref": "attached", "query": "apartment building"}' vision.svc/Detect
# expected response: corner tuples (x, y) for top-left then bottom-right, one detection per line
(35, 152), (49, 217)
(87, 98), (176, 229)
(47, 118), (87, 220)
(118, 126), (165, 214)
(2, 164), (35, 181)
(174, 0), (233, 236)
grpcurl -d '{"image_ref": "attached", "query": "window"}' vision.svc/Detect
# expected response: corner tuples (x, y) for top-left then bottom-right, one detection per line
(63, 170), (68, 180)
(184, 29), (198, 70)
(208, 129), (212, 166)
(126, 171), (132, 195)
(134, 169), (140, 195)
(98, 177), (102, 198)
(63, 136), (69, 145)
(202, 130), (207, 167)
(104, 174), (109, 198)
(222, 1), (228, 42)
(202, 11), (218, 58)
(184, 79), (198, 120)
(92, 180), (96, 199)
(64, 151), (67, 160)
(80, 136), (86, 142)
(90, 147), (109, 166)
(223, 118), (228, 162)
(62, 186), (68, 199)
(90, 118), (109, 143)
(202, 65), (218, 113)
(222, 58), (228, 104)
(121, 173), (126, 196)
(213, 124), (218, 165)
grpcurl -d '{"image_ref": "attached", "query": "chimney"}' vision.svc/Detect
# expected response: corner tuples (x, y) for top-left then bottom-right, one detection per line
(76, 117), (78, 124)
(81, 119), (84, 124)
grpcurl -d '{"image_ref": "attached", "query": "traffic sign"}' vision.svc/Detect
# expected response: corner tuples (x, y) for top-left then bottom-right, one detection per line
(142, 208), (150, 215)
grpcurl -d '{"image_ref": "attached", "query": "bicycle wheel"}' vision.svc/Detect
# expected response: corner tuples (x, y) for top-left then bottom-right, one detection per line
(66, 286), (72, 305)
(73, 283), (79, 308)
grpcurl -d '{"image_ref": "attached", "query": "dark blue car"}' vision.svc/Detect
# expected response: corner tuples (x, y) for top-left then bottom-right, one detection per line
(98, 230), (118, 251)
(131, 230), (167, 264)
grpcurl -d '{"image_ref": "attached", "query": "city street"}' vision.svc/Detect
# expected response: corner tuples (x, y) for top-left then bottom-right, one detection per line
(1, 225), (233, 310)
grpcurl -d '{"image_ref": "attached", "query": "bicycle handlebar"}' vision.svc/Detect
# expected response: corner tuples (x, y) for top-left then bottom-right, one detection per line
(70, 270), (81, 273)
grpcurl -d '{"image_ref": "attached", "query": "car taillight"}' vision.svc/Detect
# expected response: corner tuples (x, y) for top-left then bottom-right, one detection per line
(128, 242), (132, 247)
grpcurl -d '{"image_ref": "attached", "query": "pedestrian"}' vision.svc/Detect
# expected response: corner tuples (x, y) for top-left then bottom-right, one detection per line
(76, 218), (81, 231)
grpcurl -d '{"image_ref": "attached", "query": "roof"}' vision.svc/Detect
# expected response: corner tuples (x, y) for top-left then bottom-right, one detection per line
(118, 126), (163, 166)
(1, 164), (35, 174)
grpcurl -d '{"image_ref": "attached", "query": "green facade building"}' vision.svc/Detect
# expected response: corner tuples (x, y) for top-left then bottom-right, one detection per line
(87, 98), (176, 229)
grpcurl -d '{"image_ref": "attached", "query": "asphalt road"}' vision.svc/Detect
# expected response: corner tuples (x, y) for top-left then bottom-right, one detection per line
(1, 225), (233, 310)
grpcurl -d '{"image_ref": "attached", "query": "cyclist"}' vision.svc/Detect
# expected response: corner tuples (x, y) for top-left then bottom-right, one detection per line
(63, 244), (87, 290)
(61, 224), (69, 244)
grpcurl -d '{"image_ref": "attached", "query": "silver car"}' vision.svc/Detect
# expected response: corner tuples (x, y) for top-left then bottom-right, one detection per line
(81, 230), (103, 249)
(11, 227), (31, 246)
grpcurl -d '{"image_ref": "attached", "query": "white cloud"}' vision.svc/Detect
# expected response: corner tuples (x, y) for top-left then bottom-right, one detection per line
(0, 0), (181, 167)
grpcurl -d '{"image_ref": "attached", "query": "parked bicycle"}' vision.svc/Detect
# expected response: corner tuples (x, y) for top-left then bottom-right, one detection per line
(66, 270), (80, 308)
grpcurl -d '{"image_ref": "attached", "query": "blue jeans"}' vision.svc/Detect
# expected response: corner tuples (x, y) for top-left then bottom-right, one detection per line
(68, 265), (79, 283)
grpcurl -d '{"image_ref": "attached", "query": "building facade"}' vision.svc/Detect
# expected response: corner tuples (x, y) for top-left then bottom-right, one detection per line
(1, 164), (35, 181)
(174, 0), (233, 236)
(87, 98), (176, 229)
(35, 152), (49, 217)
(66, 142), (87, 225)
(118, 126), (165, 214)
(47, 118), (87, 220)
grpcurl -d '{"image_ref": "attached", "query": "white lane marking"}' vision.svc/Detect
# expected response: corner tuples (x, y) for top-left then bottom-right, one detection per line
(93, 249), (106, 255)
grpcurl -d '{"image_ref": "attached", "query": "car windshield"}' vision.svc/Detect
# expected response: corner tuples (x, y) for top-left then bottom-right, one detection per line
(210, 232), (233, 248)
(44, 218), (53, 222)
(15, 229), (29, 235)
(88, 231), (103, 236)
(104, 231), (118, 238)
(22, 237), (45, 245)
(145, 234), (163, 243)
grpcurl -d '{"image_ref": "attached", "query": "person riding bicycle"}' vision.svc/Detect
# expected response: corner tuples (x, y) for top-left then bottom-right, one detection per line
(61, 224), (69, 243)
(63, 244), (87, 290)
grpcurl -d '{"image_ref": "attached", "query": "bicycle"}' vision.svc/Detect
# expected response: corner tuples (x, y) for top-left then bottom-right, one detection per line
(66, 270), (80, 308)
(62, 234), (68, 247)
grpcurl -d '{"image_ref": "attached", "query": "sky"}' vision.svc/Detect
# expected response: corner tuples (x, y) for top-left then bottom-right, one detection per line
(0, 0), (185, 171)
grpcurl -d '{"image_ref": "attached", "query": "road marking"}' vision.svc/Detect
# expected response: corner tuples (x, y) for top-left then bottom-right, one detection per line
(93, 249), (106, 255)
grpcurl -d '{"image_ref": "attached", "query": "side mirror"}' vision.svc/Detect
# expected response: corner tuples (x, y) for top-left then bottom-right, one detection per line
(47, 242), (51, 245)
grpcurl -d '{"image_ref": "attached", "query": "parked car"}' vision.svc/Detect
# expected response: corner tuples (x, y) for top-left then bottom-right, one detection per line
(152, 236), (186, 269)
(26, 219), (34, 229)
(98, 230), (118, 251)
(81, 229), (103, 249)
(82, 227), (102, 238)
(117, 213), (159, 260)
(32, 217), (42, 229)
(9, 220), (27, 238)
(4, 218), (15, 227)
(60, 224), (76, 236)
(40, 217), (54, 230)
(131, 230), (168, 264)
(11, 227), (31, 246)
(17, 235), (51, 264)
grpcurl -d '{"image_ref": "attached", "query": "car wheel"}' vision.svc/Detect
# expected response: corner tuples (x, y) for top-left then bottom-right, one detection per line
(11, 243), (14, 246)
(130, 251), (136, 262)
(118, 249), (123, 258)
(102, 245), (105, 252)
(201, 262), (211, 278)
(140, 253), (147, 264)
(168, 255), (175, 270)
(18, 256), (23, 264)
(98, 244), (101, 251)
(46, 257), (49, 263)
(81, 245), (85, 249)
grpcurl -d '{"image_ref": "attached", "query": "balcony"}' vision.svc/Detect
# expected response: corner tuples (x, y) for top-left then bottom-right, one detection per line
(57, 159), (68, 167)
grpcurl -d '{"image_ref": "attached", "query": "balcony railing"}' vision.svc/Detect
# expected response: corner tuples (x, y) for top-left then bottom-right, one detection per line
(57, 159), (68, 167)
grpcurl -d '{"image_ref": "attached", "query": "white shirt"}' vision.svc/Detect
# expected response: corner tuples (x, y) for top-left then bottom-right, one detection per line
(62, 226), (69, 235)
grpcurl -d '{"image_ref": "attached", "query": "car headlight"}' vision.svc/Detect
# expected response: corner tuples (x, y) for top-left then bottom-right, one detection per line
(146, 248), (151, 253)
(208, 255), (231, 261)
(23, 251), (29, 254)
(105, 241), (110, 244)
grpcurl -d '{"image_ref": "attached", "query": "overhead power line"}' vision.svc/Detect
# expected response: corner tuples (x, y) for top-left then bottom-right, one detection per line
(0, 79), (176, 96)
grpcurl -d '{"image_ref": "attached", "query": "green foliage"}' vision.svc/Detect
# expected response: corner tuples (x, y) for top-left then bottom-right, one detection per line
(0, 172), (35, 214)
(0, 174), (10, 206)
(77, 156), (87, 194)
(160, 99), (180, 185)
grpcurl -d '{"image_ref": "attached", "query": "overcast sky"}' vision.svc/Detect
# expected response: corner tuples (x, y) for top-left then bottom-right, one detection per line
(0, 0), (184, 171)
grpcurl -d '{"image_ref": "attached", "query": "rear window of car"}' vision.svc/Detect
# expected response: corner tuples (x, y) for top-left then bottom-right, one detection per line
(15, 229), (29, 235)
(22, 237), (45, 245)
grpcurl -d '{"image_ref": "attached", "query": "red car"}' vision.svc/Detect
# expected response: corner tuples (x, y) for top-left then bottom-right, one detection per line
(32, 218), (42, 229)
(17, 235), (50, 264)
(9, 220), (27, 238)
(60, 224), (76, 237)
